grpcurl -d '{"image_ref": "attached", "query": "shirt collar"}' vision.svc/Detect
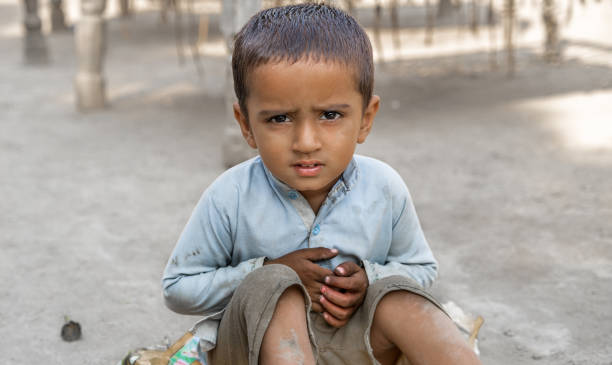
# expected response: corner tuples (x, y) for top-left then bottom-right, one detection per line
(341, 157), (359, 191)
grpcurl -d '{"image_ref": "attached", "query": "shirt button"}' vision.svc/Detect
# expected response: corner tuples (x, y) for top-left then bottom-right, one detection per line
(288, 191), (298, 200)
(312, 224), (320, 236)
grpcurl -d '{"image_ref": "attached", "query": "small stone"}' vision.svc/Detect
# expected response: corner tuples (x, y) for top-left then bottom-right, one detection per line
(532, 353), (544, 360)
(503, 329), (515, 337)
(61, 320), (82, 342)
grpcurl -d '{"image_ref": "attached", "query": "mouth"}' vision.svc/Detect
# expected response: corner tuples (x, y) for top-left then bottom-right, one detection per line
(293, 161), (323, 177)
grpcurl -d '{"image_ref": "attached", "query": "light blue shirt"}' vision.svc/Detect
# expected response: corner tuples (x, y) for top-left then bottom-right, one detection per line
(162, 155), (437, 351)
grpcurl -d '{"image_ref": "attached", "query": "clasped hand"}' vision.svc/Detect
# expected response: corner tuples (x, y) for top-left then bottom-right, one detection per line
(264, 248), (368, 328)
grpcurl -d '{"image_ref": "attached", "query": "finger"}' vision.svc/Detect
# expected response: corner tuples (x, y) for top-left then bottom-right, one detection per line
(311, 302), (324, 313)
(294, 268), (333, 293)
(319, 295), (354, 321)
(334, 261), (361, 277)
(322, 311), (348, 328)
(299, 247), (339, 262)
(308, 286), (324, 303)
(321, 285), (362, 308)
(305, 262), (335, 282)
(324, 274), (364, 292)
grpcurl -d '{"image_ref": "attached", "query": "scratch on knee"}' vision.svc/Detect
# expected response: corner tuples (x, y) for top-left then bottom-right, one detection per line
(276, 328), (305, 365)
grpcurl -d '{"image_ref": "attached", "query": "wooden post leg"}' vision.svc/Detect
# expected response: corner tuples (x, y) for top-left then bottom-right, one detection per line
(424, 0), (435, 45)
(74, 0), (107, 110)
(119, 0), (130, 17)
(503, 0), (515, 76)
(23, 0), (49, 64)
(542, 0), (560, 62)
(487, 0), (497, 70)
(390, 0), (401, 53)
(346, 0), (355, 15)
(220, 0), (261, 168)
(373, 0), (383, 62)
(50, 0), (68, 31)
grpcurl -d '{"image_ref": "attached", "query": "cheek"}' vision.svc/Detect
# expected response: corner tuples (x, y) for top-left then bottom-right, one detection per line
(323, 133), (357, 164)
(255, 134), (287, 163)
(329, 123), (360, 147)
(256, 131), (289, 152)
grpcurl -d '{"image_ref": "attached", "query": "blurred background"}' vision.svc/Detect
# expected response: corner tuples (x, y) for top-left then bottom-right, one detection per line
(1, 0), (611, 364)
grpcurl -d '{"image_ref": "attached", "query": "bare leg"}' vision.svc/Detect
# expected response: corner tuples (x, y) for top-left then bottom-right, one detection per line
(370, 291), (482, 365)
(259, 286), (315, 365)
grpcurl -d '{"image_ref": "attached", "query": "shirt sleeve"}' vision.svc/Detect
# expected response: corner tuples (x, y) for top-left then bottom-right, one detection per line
(162, 184), (266, 315)
(362, 171), (438, 288)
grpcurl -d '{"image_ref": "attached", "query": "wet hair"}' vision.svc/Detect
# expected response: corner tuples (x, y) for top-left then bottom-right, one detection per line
(232, 3), (374, 117)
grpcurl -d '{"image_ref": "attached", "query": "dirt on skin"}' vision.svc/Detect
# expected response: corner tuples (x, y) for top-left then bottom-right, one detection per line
(277, 329), (305, 364)
(1, 1), (611, 364)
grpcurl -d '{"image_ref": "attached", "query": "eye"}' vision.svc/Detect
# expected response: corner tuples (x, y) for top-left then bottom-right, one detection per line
(267, 114), (290, 124)
(321, 111), (342, 121)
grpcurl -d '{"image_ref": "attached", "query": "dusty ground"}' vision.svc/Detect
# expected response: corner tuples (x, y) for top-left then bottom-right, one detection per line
(1, 1), (611, 364)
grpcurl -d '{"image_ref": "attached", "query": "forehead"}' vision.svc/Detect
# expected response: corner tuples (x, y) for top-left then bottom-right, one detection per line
(246, 60), (361, 108)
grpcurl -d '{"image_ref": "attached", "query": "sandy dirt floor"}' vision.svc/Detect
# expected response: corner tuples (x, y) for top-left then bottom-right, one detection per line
(1, 1), (611, 364)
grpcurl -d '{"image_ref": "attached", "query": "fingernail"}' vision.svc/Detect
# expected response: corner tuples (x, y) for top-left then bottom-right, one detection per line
(325, 276), (330, 284)
(331, 248), (338, 253)
(337, 267), (345, 275)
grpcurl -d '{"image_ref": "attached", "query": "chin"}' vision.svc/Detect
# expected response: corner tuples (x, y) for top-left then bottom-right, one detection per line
(294, 180), (332, 193)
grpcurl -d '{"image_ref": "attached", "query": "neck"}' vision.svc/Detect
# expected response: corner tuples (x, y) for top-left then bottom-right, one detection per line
(301, 191), (328, 215)
(300, 175), (341, 215)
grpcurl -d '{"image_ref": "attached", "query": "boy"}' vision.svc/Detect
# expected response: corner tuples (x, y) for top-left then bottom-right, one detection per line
(163, 4), (481, 365)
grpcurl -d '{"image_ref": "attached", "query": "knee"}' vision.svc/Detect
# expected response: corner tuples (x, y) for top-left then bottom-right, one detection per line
(241, 264), (300, 289)
(374, 290), (435, 324)
(275, 284), (307, 309)
(371, 290), (450, 347)
(233, 264), (302, 308)
(370, 291), (441, 361)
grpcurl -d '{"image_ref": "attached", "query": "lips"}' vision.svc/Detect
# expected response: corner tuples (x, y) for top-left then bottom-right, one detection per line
(293, 160), (323, 177)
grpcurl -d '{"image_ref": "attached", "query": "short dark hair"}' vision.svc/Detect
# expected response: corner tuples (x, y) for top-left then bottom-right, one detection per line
(232, 3), (374, 117)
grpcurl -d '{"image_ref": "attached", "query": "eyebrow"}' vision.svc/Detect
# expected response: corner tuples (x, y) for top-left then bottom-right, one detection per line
(313, 104), (351, 111)
(256, 104), (353, 118)
(257, 109), (298, 118)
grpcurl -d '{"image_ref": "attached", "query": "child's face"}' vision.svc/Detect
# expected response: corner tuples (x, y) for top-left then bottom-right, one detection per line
(234, 60), (379, 200)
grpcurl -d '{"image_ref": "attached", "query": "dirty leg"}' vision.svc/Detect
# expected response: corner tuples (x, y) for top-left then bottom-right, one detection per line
(259, 285), (315, 365)
(370, 291), (482, 365)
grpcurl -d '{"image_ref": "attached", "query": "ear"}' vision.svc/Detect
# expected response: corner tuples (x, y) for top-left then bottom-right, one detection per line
(357, 95), (380, 144)
(233, 102), (257, 149)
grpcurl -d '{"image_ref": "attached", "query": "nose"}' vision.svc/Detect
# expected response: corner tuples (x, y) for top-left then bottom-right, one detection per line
(292, 120), (321, 154)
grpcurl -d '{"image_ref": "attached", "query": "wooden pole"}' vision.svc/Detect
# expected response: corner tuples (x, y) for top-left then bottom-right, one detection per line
(22, 0), (49, 65)
(390, 0), (401, 54)
(221, 0), (261, 167)
(74, 0), (107, 110)
(425, 0), (435, 45)
(373, 0), (383, 62)
(487, 0), (497, 70)
(119, 0), (130, 17)
(50, 0), (68, 32)
(542, 0), (560, 62)
(503, 0), (515, 76)
(471, 0), (479, 34)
